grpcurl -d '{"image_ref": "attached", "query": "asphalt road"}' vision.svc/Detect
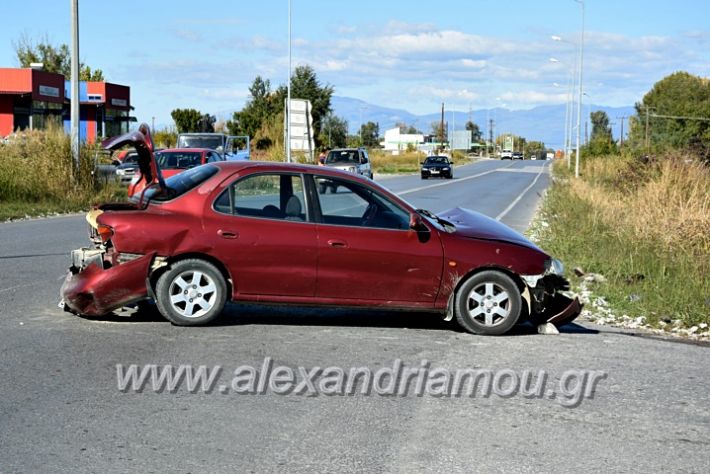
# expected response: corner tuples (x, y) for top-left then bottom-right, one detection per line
(1, 158), (708, 473)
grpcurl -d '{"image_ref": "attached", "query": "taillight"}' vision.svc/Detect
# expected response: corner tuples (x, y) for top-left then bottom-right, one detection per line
(97, 224), (114, 243)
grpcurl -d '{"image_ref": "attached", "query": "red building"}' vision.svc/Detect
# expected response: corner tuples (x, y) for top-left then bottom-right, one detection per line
(0, 67), (134, 143)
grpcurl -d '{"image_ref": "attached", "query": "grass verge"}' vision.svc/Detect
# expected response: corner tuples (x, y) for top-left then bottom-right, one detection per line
(0, 126), (126, 221)
(535, 154), (710, 327)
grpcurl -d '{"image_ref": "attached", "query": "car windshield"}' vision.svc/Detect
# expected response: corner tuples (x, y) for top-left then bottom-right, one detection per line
(177, 135), (224, 150)
(425, 156), (448, 164)
(156, 151), (203, 169)
(137, 165), (219, 204)
(326, 150), (359, 164)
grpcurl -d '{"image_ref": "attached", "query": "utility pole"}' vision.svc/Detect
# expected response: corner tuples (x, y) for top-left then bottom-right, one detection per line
(574, 0), (585, 178)
(286, 0), (292, 163)
(489, 118), (494, 157)
(70, 0), (80, 171)
(645, 106), (650, 152)
(439, 102), (445, 153)
(616, 115), (627, 148)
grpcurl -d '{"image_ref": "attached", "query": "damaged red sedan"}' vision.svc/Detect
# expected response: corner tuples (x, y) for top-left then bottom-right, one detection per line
(60, 124), (580, 335)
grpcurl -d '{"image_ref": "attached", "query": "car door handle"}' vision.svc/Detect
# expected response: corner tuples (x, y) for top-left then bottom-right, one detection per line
(327, 239), (348, 248)
(218, 230), (239, 239)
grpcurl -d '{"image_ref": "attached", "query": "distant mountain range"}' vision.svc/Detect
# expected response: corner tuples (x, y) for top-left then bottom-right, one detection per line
(330, 96), (636, 150)
(211, 96), (636, 150)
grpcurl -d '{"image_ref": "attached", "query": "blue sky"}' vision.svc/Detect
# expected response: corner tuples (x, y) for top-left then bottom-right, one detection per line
(2, 0), (709, 128)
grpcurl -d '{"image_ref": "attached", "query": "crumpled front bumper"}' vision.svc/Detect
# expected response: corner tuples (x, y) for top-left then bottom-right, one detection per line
(538, 293), (582, 327)
(60, 248), (155, 316)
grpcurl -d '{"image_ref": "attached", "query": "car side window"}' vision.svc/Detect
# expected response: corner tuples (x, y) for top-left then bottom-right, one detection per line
(314, 176), (409, 230)
(207, 152), (222, 163)
(214, 173), (307, 222)
(360, 151), (369, 164)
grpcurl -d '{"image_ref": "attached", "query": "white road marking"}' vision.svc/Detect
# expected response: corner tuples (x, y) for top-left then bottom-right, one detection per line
(495, 161), (550, 221)
(398, 162), (515, 195)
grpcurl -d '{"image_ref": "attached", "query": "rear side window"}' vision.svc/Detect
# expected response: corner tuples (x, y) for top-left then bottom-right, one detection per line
(141, 165), (218, 203)
(214, 173), (307, 222)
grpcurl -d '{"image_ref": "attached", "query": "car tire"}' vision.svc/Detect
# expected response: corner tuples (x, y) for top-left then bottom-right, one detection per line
(155, 259), (227, 326)
(421, 175), (428, 180)
(454, 270), (522, 335)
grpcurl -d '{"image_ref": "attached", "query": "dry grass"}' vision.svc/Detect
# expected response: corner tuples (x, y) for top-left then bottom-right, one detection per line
(0, 126), (123, 220)
(537, 154), (710, 326)
(569, 156), (710, 254)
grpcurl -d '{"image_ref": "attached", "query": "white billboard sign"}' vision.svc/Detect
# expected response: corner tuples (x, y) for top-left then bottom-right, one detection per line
(285, 98), (314, 158)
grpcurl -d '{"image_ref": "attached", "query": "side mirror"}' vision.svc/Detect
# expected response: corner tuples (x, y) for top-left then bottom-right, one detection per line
(112, 160), (120, 166)
(409, 213), (429, 231)
(409, 213), (431, 242)
(420, 161), (425, 165)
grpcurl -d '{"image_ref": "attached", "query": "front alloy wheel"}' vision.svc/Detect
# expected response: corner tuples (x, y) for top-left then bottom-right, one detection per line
(155, 259), (227, 325)
(455, 270), (522, 335)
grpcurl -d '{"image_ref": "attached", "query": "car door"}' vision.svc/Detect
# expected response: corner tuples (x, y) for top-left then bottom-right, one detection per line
(205, 172), (317, 297)
(311, 175), (443, 304)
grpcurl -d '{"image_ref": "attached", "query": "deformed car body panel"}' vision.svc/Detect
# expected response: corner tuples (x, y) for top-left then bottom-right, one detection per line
(61, 251), (155, 316)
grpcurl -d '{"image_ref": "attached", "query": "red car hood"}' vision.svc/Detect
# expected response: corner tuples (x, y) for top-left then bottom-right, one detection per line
(438, 207), (543, 252)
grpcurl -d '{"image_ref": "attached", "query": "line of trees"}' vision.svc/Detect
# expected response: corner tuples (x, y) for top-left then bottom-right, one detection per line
(14, 35), (104, 81)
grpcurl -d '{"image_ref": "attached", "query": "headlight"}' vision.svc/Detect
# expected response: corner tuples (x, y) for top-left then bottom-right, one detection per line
(546, 258), (565, 275)
(116, 169), (126, 176)
(442, 167), (450, 170)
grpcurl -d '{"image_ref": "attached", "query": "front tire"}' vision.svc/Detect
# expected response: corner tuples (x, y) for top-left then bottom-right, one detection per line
(454, 270), (522, 335)
(155, 259), (227, 326)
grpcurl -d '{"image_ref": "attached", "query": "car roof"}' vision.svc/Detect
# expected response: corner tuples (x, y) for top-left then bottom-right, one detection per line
(158, 148), (213, 153)
(211, 160), (368, 180)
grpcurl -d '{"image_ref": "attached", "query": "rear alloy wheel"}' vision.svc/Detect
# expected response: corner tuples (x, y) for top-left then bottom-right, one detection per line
(155, 259), (227, 326)
(455, 270), (522, 335)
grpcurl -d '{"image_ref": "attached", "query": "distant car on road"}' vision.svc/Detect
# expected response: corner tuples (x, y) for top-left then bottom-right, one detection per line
(512, 152), (524, 160)
(529, 154), (537, 160)
(322, 148), (373, 179)
(500, 150), (513, 160)
(420, 155), (453, 179)
(60, 124), (581, 334)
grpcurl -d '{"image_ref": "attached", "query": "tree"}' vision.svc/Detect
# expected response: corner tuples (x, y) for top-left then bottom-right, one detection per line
(320, 114), (348, 148)
(585, 111), (616, 156)
(526, 140), (546, 155)
(226, 76), (276, 139)
(359, 121), (380, 147)
(590, 111), (612, 142)
(171, 108), (204, 133)
(430, 122), (447, 143)
(198, 113), (216, 133)
(465, 120), (483, 142)
(14, 35), (105, 80)
(629, 71), (710, 151)
(274, 65), (334, 147)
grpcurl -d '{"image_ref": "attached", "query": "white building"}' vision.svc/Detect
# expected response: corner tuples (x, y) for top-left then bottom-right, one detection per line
(383, 127), (424, 152)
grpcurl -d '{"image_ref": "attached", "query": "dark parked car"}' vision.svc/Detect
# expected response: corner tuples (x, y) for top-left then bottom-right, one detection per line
(420, 155), (453, 179)
(60, 124), (580, 335)
(512, 152), (524, 160)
